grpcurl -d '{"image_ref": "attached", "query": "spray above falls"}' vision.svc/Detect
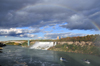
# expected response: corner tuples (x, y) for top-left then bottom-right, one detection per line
(30, 42), (56, 50)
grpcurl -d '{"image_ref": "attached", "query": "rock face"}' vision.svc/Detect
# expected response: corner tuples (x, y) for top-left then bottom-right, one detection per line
(0, 42), (6, 47)
(57, 41), (74, 45)
(57, 41), (93, 46)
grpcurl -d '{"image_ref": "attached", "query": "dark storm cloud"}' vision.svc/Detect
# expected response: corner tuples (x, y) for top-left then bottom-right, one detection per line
(44, 33), (87, 39)
(0, 0), (100, 30)
(60, 14), (98, 30)
(0, 0), (42, 28)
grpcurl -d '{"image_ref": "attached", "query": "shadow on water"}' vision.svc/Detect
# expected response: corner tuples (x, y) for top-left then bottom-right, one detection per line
(0, 51), (3, 53)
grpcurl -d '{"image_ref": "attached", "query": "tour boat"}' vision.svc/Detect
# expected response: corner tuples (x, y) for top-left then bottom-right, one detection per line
(84, 59), (90, 64)
(60, 57), (67, 62)
(82, 59), (90, 64)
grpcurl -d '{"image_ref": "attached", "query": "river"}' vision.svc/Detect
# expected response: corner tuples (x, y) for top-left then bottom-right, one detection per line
(0, 45), (100, 66)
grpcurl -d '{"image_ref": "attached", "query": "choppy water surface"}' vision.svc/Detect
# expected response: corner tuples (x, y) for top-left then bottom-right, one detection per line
(0, 45), (100, 66)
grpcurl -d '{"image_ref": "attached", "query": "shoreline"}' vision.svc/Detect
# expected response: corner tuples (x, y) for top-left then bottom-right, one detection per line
(48, 43), (100, 56)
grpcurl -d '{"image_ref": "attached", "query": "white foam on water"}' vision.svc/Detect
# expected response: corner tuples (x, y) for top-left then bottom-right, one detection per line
(30, 42), (56, 50)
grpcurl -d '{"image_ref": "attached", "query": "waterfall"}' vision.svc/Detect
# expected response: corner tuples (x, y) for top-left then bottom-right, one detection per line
(30, 42), (56, 50)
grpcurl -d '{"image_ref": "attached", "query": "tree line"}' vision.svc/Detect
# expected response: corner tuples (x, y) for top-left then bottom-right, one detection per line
(58, 34), (100, 42)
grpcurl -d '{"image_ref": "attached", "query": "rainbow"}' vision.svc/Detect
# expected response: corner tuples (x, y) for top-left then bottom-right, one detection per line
(92, 21), (100, 30)
(16, 3), (100, 31)
(16, 3), (78, 13)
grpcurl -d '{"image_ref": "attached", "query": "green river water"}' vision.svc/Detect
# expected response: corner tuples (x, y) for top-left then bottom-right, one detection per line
(0, 45), (100, 66)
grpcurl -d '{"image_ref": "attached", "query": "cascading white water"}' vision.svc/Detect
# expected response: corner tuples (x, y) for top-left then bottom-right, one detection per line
(30, 42), (56, 50)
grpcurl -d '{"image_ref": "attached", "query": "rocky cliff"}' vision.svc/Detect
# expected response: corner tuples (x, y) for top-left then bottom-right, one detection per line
(57, 41), (94, 46)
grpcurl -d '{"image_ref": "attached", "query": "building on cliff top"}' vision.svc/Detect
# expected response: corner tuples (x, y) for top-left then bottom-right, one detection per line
(57, 36), (59, 40)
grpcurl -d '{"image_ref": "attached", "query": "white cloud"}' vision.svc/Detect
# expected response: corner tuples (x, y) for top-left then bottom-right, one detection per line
(38, 37), (43, 39)
(89, 12), (100, 17)
(0, 28), (39, 38)
(44, 33), (87, 39)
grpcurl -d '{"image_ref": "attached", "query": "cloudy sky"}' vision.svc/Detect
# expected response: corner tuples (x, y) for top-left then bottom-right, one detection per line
(0, 0), (100, 41)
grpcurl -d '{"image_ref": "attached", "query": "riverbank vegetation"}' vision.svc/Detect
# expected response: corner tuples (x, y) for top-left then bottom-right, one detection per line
(21, 41), (33, 47)
(48, 43), (100, 56)
(4, 40), (33, 47)
(6, 42), (21, 45)
(58, 34), (100, 42)
(48, 34), (100, 56)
